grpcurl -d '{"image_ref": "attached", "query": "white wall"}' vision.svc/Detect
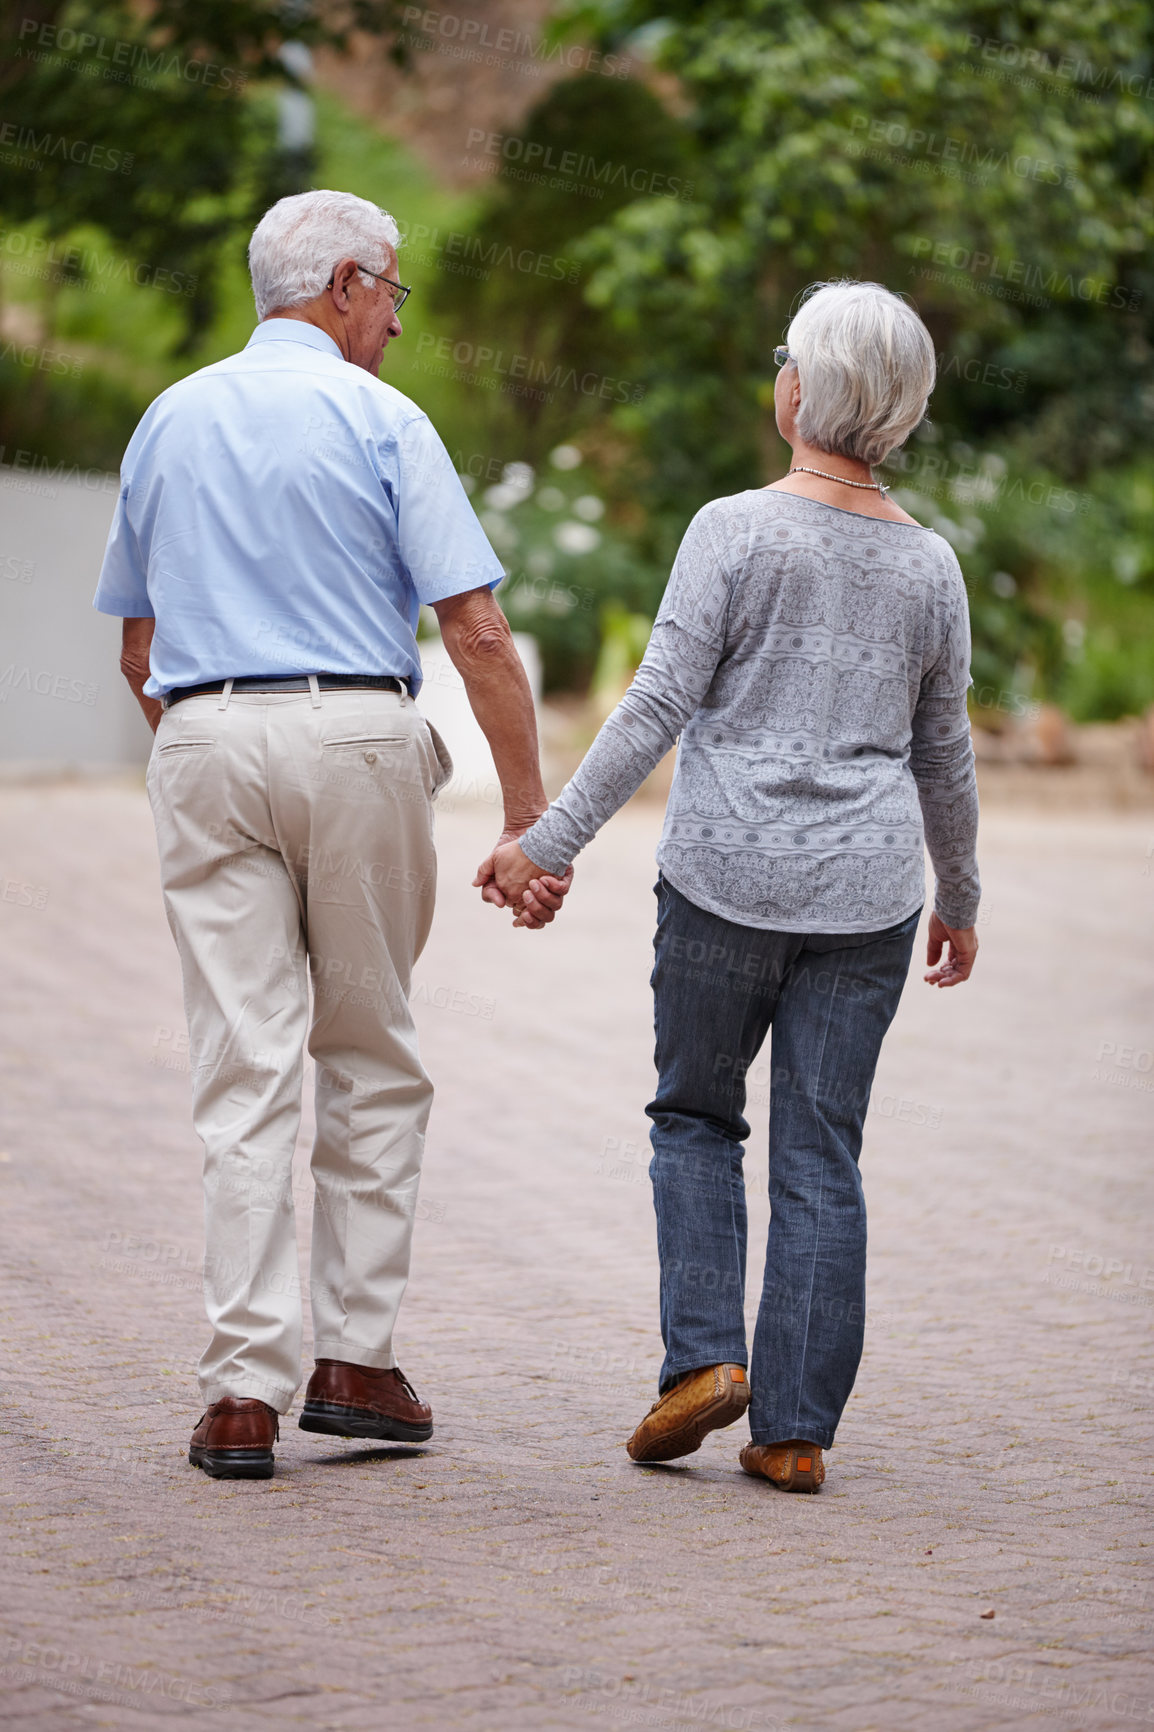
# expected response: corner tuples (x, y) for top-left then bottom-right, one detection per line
(416, 632), (541, 809)
(0, 467), (151, 771)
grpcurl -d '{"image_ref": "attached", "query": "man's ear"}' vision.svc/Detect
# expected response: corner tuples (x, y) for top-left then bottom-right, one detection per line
(327, 257), (359, 306)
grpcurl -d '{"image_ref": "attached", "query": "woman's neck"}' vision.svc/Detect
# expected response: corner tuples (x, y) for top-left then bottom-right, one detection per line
(765, 442), (919, 524)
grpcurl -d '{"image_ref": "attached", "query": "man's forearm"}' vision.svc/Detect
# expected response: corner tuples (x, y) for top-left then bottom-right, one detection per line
(456, 639), (546, 830)
(434, 590), (546, 832)
(120, 616), (163, 733)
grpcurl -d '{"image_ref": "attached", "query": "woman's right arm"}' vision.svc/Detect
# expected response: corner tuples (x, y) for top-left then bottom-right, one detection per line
(479, 505), (735, 904)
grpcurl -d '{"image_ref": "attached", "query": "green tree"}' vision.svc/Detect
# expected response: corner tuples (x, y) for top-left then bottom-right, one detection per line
(536, 0), (1154, 704)
(0, 0), (410, 345)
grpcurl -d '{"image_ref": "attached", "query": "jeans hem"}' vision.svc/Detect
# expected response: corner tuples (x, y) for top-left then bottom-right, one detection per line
(660, 1356), (748, 1393)
(749, 1427), (835, 1450)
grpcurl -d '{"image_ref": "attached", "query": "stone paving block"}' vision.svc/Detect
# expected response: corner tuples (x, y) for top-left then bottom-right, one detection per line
(1, 789), (1152, 1730)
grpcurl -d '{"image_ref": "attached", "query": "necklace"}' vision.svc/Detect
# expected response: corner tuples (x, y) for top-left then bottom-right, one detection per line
(789, 465), (889, 494)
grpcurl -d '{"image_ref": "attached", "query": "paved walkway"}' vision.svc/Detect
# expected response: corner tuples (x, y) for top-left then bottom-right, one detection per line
(1, 785), (1152, 1731)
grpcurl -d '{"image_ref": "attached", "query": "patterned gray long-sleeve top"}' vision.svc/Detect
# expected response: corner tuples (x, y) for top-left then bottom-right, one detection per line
(521, 490), (981, 934)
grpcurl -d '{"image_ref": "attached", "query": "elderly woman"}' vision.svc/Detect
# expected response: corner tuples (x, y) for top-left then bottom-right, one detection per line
(480, 280), (980, 1493)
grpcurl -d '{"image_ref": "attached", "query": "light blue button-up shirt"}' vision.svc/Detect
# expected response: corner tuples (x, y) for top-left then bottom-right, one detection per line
(94, 320), (504, 696)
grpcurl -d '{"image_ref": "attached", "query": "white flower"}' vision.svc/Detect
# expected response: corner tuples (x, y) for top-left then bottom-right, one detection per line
(554, 521), (601, 555)
(480, 511), (519, 551)
(550, 443), (582, 471)
(501, 461), (535, 493)
(535, 485), (566, 511)
(573, 494), (605, 522)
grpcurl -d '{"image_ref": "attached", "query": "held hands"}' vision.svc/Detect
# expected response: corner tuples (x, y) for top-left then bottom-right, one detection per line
(473, 830), (574, 931)
(924, 911), (978, 987)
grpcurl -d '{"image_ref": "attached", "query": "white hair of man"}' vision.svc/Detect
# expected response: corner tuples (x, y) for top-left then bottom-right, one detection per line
(248, 189), (402, 321)
(785, 281), (936, 467)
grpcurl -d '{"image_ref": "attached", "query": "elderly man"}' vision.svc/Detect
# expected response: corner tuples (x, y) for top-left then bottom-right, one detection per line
(95, 189), (569, 1479)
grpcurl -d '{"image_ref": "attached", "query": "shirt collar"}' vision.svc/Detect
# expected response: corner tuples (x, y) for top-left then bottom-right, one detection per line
(246, 319), (344, 361)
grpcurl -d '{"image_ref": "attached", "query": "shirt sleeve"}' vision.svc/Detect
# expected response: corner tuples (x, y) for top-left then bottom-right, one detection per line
(93, 478), (152, 618)
(909, 550), (981, 928)
(392, 414), (505, 604)
(521, 504), (734, 875)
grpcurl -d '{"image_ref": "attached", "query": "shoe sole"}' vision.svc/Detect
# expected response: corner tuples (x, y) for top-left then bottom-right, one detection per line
(628, 1387), (750, 1463)
(188, 1445), (274, 1480)
(298, 1400), (433, 1443)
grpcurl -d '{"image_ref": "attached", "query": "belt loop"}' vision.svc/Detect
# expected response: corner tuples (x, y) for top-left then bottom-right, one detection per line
(308, 673), (321, 709)
(217, 678), (235, 711)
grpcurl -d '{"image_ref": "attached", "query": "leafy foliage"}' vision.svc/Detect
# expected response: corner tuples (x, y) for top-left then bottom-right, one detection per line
(1, 0), (408, 344)
(526, 0), (1154, 706)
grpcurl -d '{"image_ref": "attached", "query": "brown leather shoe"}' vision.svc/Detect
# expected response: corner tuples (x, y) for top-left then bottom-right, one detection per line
(188, 1397), (279, 1479)
(739, 1439), (825, 1493)
(626, 1364), (749, 1463)
(299, 1359), (433, 1442)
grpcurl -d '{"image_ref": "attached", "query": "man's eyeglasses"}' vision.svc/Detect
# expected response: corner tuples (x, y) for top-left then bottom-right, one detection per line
(326, 264), (412, 311)
(773, 345), (793, 367)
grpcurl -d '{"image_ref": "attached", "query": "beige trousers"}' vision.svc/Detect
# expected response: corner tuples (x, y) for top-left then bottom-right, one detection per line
(146, 686), (452, 1413)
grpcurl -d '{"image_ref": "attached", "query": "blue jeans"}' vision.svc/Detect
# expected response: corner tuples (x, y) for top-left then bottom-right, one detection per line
(646, 876), (920, 1450)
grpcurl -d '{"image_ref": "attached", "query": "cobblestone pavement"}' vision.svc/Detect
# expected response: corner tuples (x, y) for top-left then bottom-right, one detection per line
(1, 784), (1152, 1732)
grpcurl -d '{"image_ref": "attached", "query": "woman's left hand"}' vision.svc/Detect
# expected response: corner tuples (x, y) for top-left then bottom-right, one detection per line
(924, 912), (978, 987)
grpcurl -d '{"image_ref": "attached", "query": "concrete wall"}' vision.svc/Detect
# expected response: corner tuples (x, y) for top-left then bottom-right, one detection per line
(0, 467), (151, 772)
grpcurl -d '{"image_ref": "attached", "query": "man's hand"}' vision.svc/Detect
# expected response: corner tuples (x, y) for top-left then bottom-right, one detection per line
(924, 912), (978, 987)
(473, 833), (573, 931)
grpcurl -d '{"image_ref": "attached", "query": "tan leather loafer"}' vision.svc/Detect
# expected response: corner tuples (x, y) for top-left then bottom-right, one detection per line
(299, 1359), (433, 1442)
(626, 1364), (749, 1462)
(739, 1439), (825, 1493)
(189, 1397), (279, 1479)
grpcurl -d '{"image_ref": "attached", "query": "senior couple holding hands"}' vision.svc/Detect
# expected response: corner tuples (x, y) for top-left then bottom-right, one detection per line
(98, 190), (978, 1493)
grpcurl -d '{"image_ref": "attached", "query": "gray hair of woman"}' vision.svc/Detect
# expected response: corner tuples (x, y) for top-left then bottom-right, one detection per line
(784, 281), (936, 467)
(248, 189), (401, 320)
